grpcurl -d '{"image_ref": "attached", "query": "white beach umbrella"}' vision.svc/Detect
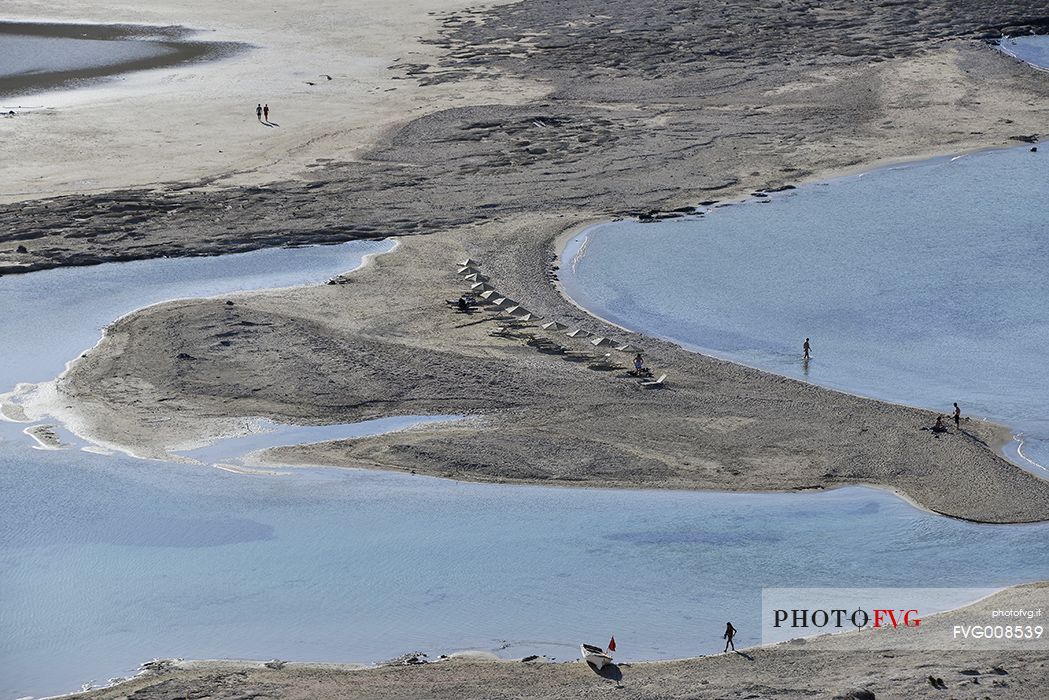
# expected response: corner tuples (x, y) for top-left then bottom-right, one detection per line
(517, 313), (541, 322)
(615, 344), (640, 353)
(565, 329), (592, 339)
(458, 258), (480, 267)
(464, 273), (489, 283)
(458, 266), (481, 276)
(591, 337), (615, 347)
(508, 306), (533, 317)
(479, 290), (498, 300)
(492, 298), (516, 308)
(541, 321), (567, 331)
(471, 282), (494, 292)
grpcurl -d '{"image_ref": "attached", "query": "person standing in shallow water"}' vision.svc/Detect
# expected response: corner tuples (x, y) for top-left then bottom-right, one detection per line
(256, 103), (262, 121)
(802, 337), (811, 360)
(723, 622), (737, 652)
(263, 103), (270, 122)
(953, 402), (961, 428)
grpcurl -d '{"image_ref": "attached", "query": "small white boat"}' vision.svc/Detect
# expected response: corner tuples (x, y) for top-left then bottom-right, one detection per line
(580, 643), (614, 669)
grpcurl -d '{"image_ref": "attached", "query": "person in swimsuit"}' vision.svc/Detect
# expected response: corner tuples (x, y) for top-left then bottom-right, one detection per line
(263, 103), (270, 122)
(803, 337), (811, 360)
(256, 104), (263, 121)
(953, 402), (961, 428)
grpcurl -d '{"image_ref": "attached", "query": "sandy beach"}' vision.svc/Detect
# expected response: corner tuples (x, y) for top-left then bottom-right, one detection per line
(2, 0), (1049, 696)
(69, 583), (1049, 699)
(34, 216), (1049, 523)
(1, 2), (1048, 269)
(0, 0), (543, 206)
(2, 0), (1047, 521)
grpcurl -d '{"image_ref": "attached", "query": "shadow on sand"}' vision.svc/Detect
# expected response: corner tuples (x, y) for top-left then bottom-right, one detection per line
(586, 660), (624, 685)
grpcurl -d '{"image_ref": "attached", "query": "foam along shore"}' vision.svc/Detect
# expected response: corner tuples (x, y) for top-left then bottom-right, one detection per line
(67, 582), (1049, 700)
(998, 34), (1049, 71)
(0, 21), (246, 99)
(0, 239), (395, 463)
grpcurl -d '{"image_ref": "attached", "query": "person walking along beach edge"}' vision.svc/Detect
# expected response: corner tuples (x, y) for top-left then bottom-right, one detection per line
(723, 622), (737, 652)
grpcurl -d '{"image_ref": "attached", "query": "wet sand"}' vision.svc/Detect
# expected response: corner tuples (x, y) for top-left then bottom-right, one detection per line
(70, 583), (1049, 700)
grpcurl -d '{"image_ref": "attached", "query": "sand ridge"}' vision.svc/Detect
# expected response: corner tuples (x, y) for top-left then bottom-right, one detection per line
(4, 1), (1048, 523)
(5, 0), (1049, 697)
(41, 214), (1049, 523)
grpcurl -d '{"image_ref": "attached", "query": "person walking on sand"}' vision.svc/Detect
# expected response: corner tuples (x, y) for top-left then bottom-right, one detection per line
(953, 402), (961, 428)
(723, 622), (737, 652)
(633, 353), (645, 375)
(802, 337), (811, 360)
(263, 103), (270, 122)
(256, 103), (262, 121)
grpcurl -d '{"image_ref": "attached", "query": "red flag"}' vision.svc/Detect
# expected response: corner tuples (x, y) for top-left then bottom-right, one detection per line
(608, 636), (616, 653)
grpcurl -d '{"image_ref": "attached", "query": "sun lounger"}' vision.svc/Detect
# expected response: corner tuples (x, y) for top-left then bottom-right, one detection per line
(561, 353), (590, 362)
(639, 373), (667, 388)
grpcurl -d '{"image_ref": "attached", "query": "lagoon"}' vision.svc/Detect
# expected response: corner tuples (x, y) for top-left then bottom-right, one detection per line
(3, 442), (1048, 698)
(560, 145), (1049, 472)
(0, 238), (1046, 698)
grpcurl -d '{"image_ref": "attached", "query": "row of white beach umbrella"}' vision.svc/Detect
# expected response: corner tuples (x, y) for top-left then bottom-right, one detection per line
(457, 259), (640, 352)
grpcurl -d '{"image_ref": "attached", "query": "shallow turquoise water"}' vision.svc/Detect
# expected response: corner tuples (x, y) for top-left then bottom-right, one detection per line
(179, 415), (464, 467)
(3, 444), (1047, 698)
(560, 146), (1049, 471)
(0, 239), (1047, 698)
(0, 240), (393, 389)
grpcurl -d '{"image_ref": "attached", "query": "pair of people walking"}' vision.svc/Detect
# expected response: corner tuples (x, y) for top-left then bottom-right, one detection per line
(255, 103), (271, 122)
